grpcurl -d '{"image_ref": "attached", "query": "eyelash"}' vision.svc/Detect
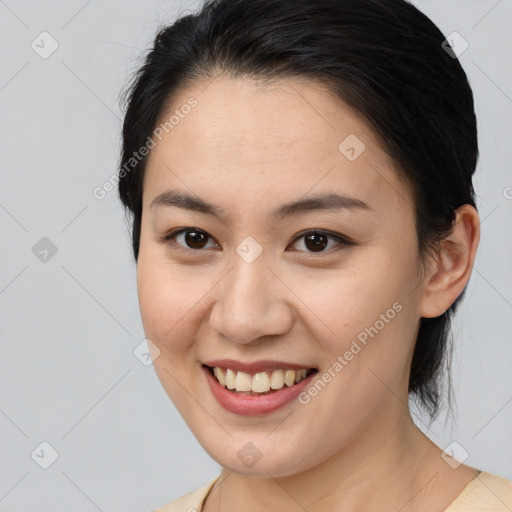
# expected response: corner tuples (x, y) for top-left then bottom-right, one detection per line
(156, 228), (352, 255)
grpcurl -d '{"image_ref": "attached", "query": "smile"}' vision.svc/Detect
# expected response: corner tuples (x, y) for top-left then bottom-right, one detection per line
(207, 366), (315, 395)
(202, 363), (319, 415)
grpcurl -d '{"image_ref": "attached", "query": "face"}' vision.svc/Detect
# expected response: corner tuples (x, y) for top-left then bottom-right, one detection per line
(137, 75), (427, 476)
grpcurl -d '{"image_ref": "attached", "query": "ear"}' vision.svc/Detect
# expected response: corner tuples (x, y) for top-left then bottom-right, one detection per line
(419, 204), (480, 318)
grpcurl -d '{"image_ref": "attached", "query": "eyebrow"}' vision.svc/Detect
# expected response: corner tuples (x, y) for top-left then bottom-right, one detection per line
(150, 189), (370, 222)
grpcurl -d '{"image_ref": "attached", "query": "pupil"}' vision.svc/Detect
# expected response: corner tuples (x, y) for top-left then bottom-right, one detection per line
(305, 233), (327, 252)
(183, 231), (328, 251)
(185, 230), (207, 249)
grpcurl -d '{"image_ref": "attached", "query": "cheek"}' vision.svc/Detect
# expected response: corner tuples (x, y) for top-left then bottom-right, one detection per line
(136, 252), (196, 351)
(136, 254), (204, 412)
(298, 249), (419, 374)
(305, 251), (412, 324)
(296, 270), (416, 436)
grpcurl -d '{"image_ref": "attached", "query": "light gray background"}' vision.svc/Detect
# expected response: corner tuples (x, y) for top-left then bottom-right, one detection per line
(0, 0), (511, 510)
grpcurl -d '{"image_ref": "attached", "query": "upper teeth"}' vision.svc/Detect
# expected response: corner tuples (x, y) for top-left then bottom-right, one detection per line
(212, 367), (309, 393)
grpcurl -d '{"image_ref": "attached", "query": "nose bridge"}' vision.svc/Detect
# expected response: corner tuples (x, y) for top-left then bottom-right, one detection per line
(230, 247), (271, 307)
(209, 243), (292, 344)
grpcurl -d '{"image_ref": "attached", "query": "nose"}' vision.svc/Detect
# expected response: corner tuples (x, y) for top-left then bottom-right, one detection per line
(208, 252), (294, 345)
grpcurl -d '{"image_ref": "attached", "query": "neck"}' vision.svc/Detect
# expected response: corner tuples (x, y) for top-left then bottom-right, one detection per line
(205, 403), (475, 512)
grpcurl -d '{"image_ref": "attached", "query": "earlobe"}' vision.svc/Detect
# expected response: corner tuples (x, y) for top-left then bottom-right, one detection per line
(419, 204), (480, 318)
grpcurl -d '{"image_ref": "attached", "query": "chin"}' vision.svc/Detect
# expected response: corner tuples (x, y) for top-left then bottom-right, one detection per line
(200, 438), (320, 478)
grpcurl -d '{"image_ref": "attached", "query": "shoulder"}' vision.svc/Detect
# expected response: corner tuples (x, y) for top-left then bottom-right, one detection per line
(445, 471), (512, 511)
(152, 475), (221, 512)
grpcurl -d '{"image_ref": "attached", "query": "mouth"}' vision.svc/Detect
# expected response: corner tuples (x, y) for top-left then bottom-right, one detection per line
(202, 364), (319, 396)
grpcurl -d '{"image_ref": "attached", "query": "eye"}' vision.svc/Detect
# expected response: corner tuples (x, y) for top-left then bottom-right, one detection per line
(157, 228), (219, 251)
(287, 230), (350, 254)
(157, 227), (351, 254)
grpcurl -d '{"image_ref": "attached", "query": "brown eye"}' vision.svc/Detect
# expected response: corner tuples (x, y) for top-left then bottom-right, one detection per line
(304, 232), (328, 252)
(158, 228), (350, 255)
(183, 230), (209, 249)
(289, 230), (349, 254)
(160, 228), (219, 250)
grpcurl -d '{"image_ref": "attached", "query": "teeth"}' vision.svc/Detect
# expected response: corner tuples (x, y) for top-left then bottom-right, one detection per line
(270, 369), (284, 390)
(284, 370), (295, 387)
(211, 366), (312, 393)
(225, 368), (236, 389)
(252, 372), (270, 392)
(234, 371), (252, 391)
(213, 367), (226, 386)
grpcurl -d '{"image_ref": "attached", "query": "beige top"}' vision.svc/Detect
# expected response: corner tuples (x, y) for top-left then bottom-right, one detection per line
(153, 471), (512, 512)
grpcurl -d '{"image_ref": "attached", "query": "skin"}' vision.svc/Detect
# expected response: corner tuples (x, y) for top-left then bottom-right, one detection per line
(137, 75), (480, 511)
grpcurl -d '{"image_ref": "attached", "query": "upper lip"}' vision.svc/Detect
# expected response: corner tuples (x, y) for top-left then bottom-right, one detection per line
(203, 359), (316, 373)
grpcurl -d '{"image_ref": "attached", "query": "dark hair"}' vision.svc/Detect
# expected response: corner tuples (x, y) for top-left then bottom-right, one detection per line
(118, 0), (478, 420)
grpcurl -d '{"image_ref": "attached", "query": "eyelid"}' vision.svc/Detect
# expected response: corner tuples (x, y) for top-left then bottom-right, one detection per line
(157, 227), (352, 254)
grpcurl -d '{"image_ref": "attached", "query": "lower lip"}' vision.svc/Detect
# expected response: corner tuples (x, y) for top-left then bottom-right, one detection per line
(202, 365), (317, 416)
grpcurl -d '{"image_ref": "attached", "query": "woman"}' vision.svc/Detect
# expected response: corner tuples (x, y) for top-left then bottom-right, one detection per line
(118, 0), (512, 510)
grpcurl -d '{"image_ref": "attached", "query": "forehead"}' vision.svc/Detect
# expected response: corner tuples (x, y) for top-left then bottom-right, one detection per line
(154, 75), (373, 163)
(143, 75), (413, 218)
